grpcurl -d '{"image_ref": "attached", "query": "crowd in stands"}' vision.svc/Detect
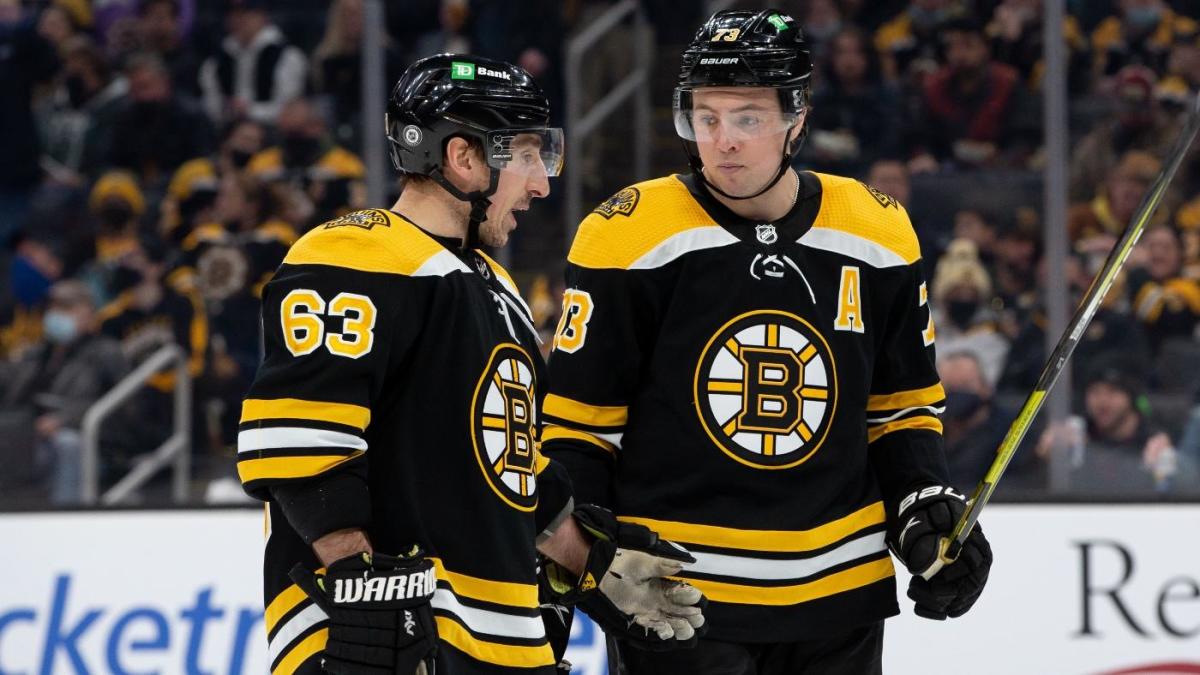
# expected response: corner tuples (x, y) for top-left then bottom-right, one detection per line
(1, 0), (1199, 506)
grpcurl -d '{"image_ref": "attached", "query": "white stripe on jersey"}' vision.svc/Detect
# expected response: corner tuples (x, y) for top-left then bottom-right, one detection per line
(237, 427), (368, 453)
(630, 226), (739, 270)
(413, 249), (472, 277)
(799, 227), (908, 268)
(267, 603), (327, 664)
(431, 588), (547, 640)
(687, 532), (887, 581)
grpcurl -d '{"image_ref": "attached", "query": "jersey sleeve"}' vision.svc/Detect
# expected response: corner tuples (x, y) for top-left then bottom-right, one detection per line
(237, 259), (409, 543)
(866, 258), (952, 511)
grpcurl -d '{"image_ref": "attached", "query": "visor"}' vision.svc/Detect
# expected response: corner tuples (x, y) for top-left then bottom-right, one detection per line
(673, 108), (801, 143)
(485, 127), (565, 177)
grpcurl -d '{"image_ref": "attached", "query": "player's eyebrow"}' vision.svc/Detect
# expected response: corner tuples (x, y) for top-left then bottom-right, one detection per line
(511, 134), (544, 150)
(694, 102), (772, 113)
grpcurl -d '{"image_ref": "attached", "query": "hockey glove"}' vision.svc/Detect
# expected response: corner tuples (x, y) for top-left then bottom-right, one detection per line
(289, 548), (439, 674)
(886, 485), (992, 620)
(545, 505), (707, 650)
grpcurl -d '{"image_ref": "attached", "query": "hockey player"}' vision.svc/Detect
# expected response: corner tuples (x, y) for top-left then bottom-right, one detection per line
(542, 10), (993, 673)
(237, 54), (705, 675)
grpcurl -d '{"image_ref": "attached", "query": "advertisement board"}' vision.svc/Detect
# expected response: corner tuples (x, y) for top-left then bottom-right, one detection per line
(0, 505), (1197, 674)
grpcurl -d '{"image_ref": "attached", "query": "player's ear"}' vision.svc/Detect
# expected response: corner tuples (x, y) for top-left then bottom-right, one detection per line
(444, 136), (482, 186)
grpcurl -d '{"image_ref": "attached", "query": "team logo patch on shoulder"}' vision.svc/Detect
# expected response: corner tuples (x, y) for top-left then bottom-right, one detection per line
(324, 209), (391, 230)
(694, 310), (838, 470)
(859, 182), (898, 210)
(593, 187), (640, 219)
(471, 344), (539, 511)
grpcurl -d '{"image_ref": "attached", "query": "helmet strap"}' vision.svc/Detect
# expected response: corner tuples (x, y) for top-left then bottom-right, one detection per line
(430, 167), (500, 249)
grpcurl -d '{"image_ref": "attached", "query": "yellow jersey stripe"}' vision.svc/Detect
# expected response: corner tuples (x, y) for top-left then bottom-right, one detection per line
(867, 415), (943, 444)
(543, 394), (628, 429)
(272, 628), (327, 675)
(435, 616), (554, 669)
(686, 557), (894, 606)
(534, 450), (550, 475)
(283, 211), (444, 276)
(429, 557), (540, 609)
(238, 451), (364, 483)
(866, 382), (946, 411)
(241, 398), (372, 430)
(264, 584), (308, 635)
(811, 173), (921, 264)
(619, 502), (885, 554)
(541, 425), (616, 454)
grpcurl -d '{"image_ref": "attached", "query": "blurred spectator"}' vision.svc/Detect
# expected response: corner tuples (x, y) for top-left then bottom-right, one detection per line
(198, 0), (307, 126)
(36, 0), (91, 54)
(100, 52), (214, 185)
(1036, 359), (1199, 495)
(1126, 224), (1200, 353)
(84, 171), (145, 302)
(952, 208), (999, 269)
(874, 0), (960, 83)
(1174, 196), (1200, 278)
(938, 350), (1019, 492)
(311, 0), (403, 149)
(911, 15), (1026, 170)
(135, 0), (202, 98)
(1091, 0), (1198, 78)
(1, 232), (64, 360)
(991, 210), (1041, 313)
(246, 98), (364, 225)
(0, 281), (128, 504)
(930, 239), (1010, 386)
(803, 27), (901, 175)
(0, 1), (61, 242)
(1069, 66), (1181, 201)
(1068, 150), (1166, 255)
(798, 0), (843, 62)
(1158, 37), (1200, 108)
(987, 0), (1091, 94)
(865, 159), (911, 207)
(37, 37), (128, 182)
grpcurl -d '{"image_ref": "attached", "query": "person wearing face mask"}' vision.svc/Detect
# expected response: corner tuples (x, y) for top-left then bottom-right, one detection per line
(873, 0), (962, 83)
(1, 233), (64, 361)
(37, 36), (127, 181)
(930, 239), (1009, 388)
(0, 280), (128, 504)
(937, 351), (1027, 493)
(986, 0), (1090, 94)
(1091, 0), (1198, 79)
(86, 171), (145, 279)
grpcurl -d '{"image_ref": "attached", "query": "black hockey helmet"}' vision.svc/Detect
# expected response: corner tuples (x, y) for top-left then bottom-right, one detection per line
(674, 9), (812, 200)
(386, 54), (564, 247)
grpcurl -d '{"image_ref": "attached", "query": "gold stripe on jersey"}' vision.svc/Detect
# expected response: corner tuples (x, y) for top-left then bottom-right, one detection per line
(685, 557), (894, 606)
(542, 394), (628, 429)
(541, 424), (617, 454)
(283, 210), (447, 276)
(272, 628), (327, 675)
(238, 451), (364, 483)
(809, 173), (921, 265)
(241, 397), (372, 431)
(619, 502), (885, 553)
(265, 583), (309, 635)
(866, 383), (946, 412)
(867, 415), (943, 444)
(430, 557), (540, 609)
(435, 616), (554, 669)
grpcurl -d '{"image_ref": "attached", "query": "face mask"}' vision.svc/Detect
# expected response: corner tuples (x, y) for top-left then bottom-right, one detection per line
(111, 264), (144, 295)
(10, 255), (53, 306)
(1126, 7), (1162, 31)
(229, 148), (255, 168)
(98, 203), (134, 230)
(65, 75), (88, 108)
(944, 390), (985, 420)
(281, 134), (321, 167)
(909, 6), (946, 30)
(947, 299), (978, 328)
(132, 101), (166, 119)
(43, 310), (79, 344)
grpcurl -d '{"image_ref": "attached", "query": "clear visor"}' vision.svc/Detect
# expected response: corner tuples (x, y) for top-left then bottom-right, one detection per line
(485, 128), (565, 178)
(673, 108), (801, 143)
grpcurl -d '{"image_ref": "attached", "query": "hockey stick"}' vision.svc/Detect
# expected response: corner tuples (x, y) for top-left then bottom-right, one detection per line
(921, 91), (1200, 581)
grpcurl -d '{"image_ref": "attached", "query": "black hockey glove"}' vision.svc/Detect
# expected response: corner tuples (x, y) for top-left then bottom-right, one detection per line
(289, 548), (438, 674)
(886, 485), (992, 621)
(544, 505), (707, 651)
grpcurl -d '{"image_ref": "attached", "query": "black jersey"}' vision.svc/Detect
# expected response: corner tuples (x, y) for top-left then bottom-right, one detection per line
(542, 173), (950, 643)
(237, 208), (566, 674)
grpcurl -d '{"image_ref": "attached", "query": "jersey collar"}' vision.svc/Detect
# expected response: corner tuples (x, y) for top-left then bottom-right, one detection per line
(679, 170), (823, 245)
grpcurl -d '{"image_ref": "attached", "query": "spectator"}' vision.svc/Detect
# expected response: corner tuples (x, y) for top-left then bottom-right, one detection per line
(197, 0), (307, 126)
(1127, 224), (1200, 353)
(1158, 37), (1199, 108)
(38, 37), (129, 182)
(987, 0), (1091, 94)
(85, 171), (146, 301)
(1068, 150), (1166, 256)
(36, 0), (89, 54)
(0, 280), (128, 504)
(874, 0), (960, 83)
(865, 158), (911, 207)
(1, 232), (64, 361)
(1036, 360), (1199, 495)
(911, 15), (1025, 170)
(135, 0), (202, 98)
(0, 1), (61, 242)
(246, 97), (364, 225)
(803, 27), (901, 175)
(952, 208), (999, 269)
(938, 350), (1021, 493)
(1069, 66), (1181, 201)
(798, 0), (843, 62)
(1091, 0), (1199, 78)
(101, 52), (215, 185)
(930, 238), (1010, 387)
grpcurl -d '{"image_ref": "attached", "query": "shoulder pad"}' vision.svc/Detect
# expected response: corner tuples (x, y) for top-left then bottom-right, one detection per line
(284, 209), (471, 277)
(802, 173), (921, 268)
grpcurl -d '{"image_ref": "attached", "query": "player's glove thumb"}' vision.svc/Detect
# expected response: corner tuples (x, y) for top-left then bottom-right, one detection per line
(886, 485), (993, 621)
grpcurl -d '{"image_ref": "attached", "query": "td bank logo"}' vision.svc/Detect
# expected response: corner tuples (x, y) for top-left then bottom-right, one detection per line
(451, 62), (475, 79)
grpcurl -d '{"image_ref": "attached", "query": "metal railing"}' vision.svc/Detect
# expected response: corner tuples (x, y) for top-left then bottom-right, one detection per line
(80, 344), (192, 505)
(564, 0), (653, 239)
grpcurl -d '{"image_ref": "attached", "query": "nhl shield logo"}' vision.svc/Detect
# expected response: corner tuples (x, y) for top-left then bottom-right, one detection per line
(755, 224), (778, 245)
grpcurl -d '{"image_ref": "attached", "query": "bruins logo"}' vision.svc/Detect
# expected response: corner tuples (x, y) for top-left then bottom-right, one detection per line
(471, 344), (539, 511)
(859, 182), (898, 210)
(694, 310), (838, 470)
(593, 187), (640, 219)
(324, 209), (390, 230)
